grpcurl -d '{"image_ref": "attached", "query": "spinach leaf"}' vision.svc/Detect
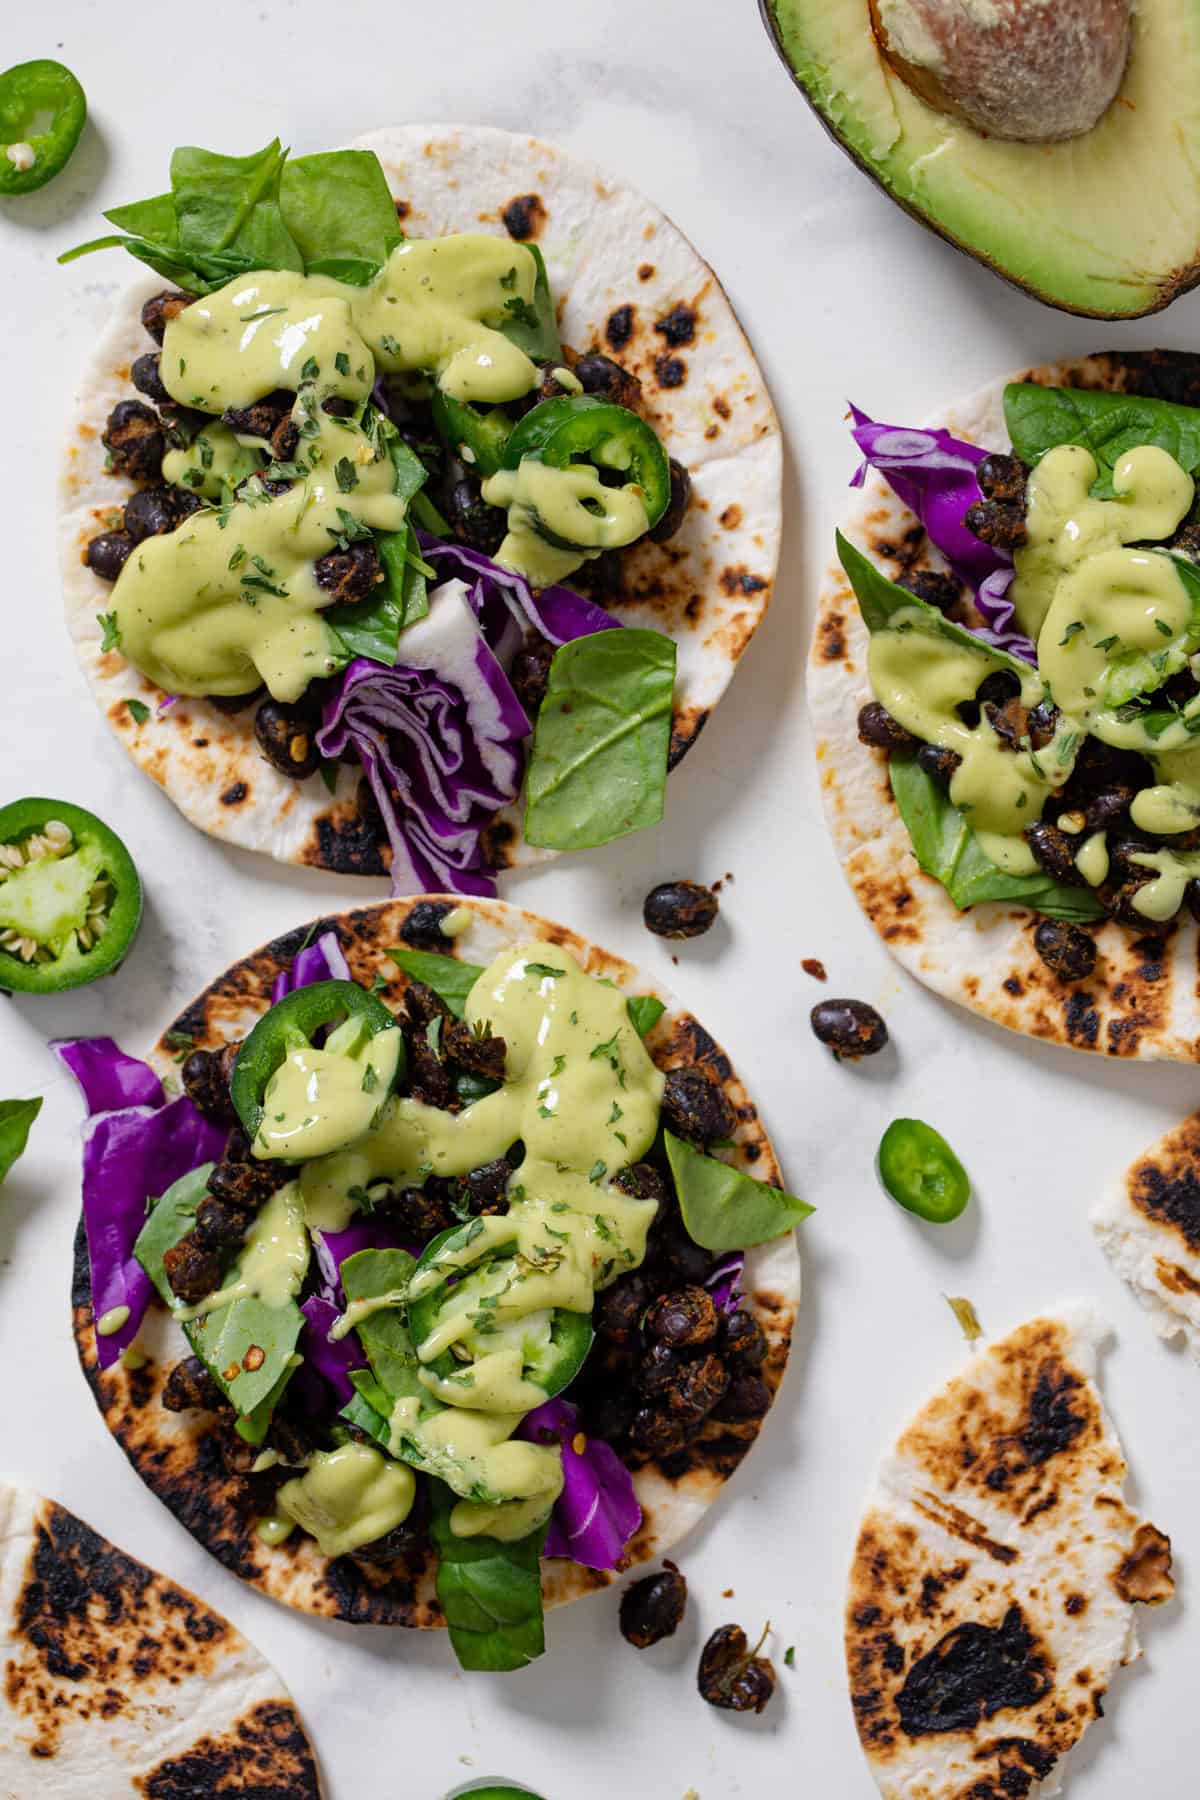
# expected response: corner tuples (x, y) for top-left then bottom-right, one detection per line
(525, 629), (676, 851)
(171, 139), (302, 274)
(279, 150), (401, 285)
(496, 246), (561, 363)
(341, 1249), (420, 1400)
(386, 949), (484, 1017)
(836, 531), (1033, 673)
(389, 436), (431, 505)
(889, 755), (1105, 920)
(626, 994), (666, 1037)
(0, 1097), (41, 1186)
(1005, 383), (1200, 498)
(326, 522), (432, 664)
(342, 1370), (394, 1447)
(429, 1480), (548, 1672)
(665, 1130), (812, 1254)
(134, 1164), (303, 1433)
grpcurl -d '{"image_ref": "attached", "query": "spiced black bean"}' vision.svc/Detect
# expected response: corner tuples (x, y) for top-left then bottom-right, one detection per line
(645, 1285), (718, 1348)
(660, 1068), (735, 1145)
(596, 1273), (650, 1345)
(1033, 918), (1097, 983)
(1025, 820), (1084, 886)
(648, 458), (692, 543)
(179, 1043), (240, 1122)
(613, 1161), (669, 1208)
(379, 1184), (456, 1242)
(721, 1308), (767, 1369)
(313, 539), (380, 603)
(254, 698), (322, 780)
(85, 529), (134, 582)
(638, 1341), (687, 1398)
(647, 1223), (716, 1291)
(963, 498), (1028, 550)
(161, 1355), (223, 1413)
(810, 998), (889, 1058)
(629, 1405), (691, 1457)
(162, 1236), (223, 1305)
(141, 289), (193, 343)
(574, 352), (642, 410)
(131, 351), (172, 407)
(643, 880), (719, 940)
(698, 1625), (776, 1713)
(193, 1194), (254, 1252)
(916, 742), (962, 786)
(897, 569), (961, 614)
(975, 453), (1028, 506)
(856, 702), (918, 754)
(103, 399), (165, 482)
(619, 1564), (688, 1648)
(510, 639), (555, 716)
(712, 1374), (772, 1422)
(664, 1352), (729, 1421)
(124, 485), (183, 543)
(444, 475), (506, 553)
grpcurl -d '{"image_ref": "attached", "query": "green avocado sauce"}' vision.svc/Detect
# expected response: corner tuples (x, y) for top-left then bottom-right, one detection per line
(105, 238), (632, 698)
(232, 943), (663, 1544)
(867, 442), (1200, 917)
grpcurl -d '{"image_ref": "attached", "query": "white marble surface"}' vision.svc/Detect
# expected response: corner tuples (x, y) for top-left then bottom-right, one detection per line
(3, 3), (1200, 1796)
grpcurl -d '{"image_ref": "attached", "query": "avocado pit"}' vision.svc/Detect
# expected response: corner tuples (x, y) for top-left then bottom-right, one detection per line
(869, 0), (1132, 142)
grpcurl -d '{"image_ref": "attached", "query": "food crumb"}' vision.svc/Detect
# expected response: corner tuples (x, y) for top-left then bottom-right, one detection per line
(710, 870), (735, 894)
(784, 1645), (796, 1668)
(801, 958), (827, 981)
(945, 1294), (984, 1343)
(721, 1587), (733, 1598)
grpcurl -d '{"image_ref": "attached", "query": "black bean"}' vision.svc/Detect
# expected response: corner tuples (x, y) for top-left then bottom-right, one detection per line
(131, 351), (172, 407)
(648, 458), (692, 543)
(975, 453), (1028, 505)
(254, 698), (322, 780)
(141, 289), (193, 344)
(975, 670), (1022, 709)
(313, 539), (380, 603)
(161, 1355), (223, 1413)
(1085, 785), (1136, 830)
(103, 399), (165, 482)
(643, 880), (719, 940)
(124, 485), (182, 543)
(222, 389), (293, 442)
(810, 998), (888, 1059)
(661, 1068), (734, 1145)
(663, 1351), (729, 1421)
(647, 1224), (715, 1291)
(916, 743), (962, 786)
(1027, 700), (1059, 748)
(629, 1405), (691, 1457)
(457, 1156), (513, 1211)
(574, 353), (642, 409)
(1032, 918), (1097, 983)
(444, 475), (506, 553)
(193, 1194), (253, 1252)
(583, 1386), (636, 1444)
(964, 499), (1028, 550)
(645, 1285), (718, 1347)
(510, 639), (555, 716)
(85, 530), (134, 582)
(207, 1157), (288, 1213)
(208, 688), (264, 715)
(596, 1273), (650, 1346)
(619, 1564), (688, 1648)
(698, 1625), (776, 1713)
(856, 702), (918, 754)
(1188, 880), (1200, 924)
(379, 1184), (456, 1242)
(180, 1044), (239, 1123)
(721, 1308), (767, 1369)
(1025, 820), (1083, 886)
(162, 1236), (222, 1304)
(712, 1374), (772, 1422)
(613, 1161), (669, 1208)
(897, 569), (961, 614)
(638, 1341), (688, 1398)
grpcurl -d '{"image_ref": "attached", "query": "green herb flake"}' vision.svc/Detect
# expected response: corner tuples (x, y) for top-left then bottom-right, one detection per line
(334, 351), (351, 376)
(588, 1160), (607, 1185)
(524, 962), (565, 980)
(1058, 621), (1084, 646)
(361, 1063), (379, 1094)
(335, 456), (359, 494)
(126, 698), (151, 725)
(1155, 618), (1175, 638)
(98, 612), (121, 652)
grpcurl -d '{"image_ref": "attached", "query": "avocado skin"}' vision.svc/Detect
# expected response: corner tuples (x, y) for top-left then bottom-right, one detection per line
(757, 0), (1200, 320)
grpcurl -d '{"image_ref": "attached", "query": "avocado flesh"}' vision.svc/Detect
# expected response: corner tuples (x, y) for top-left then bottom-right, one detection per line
(762, 0), (1200, 318)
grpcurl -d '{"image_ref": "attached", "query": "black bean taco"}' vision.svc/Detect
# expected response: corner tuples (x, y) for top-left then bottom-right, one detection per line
(812, 351), (1200, 1060)
(57, 125), (781, 894)
(60, 897), (806, 1669)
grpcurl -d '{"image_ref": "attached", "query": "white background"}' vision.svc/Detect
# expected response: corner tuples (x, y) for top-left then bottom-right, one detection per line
(2, 4), (1199, 1796)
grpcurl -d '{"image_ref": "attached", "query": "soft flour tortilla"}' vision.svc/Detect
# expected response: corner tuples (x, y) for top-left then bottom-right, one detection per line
(811, 350), (1200, 1062)
(70, 896), (802, 1628)
(1094, 1111), (1200, 1359)
(846, 1308), (1173, 1800)
(59, 123), (781, 881)
(0, 1481), (320, 1794)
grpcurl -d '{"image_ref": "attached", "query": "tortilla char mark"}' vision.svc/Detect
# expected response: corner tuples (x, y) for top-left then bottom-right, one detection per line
(136, 1698), (320, 1798)
(1125, 1113), (1200, 1254)
(896, 1603), (1053, 1738)
(6, 1499), (232, 1760)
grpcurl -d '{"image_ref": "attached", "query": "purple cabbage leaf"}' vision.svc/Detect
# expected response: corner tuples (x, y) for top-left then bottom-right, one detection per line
(519, 1396), (641, 1570)
(270, 927), (351, 1003)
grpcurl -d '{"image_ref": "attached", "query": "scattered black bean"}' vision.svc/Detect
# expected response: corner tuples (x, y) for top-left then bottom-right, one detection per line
(131, 351), (172, 407)
(574, 352), (642, 410)
(712, 1374), (772, 1422)
(810, 998), (888, 1059)
(698, 1624), (776, 1713)
(964, 498), (1028, 550)
(1032, 919), (1097, 983)
(103, 399), (165, 482)
(720, 1308), (767, 1369)
(619, 1563), (688, 1648)
(643, 880), (719, 940)
(1025, 820), (1084, 886)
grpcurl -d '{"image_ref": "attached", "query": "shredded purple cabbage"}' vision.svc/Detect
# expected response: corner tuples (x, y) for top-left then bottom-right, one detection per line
(299, 1295), (366, 1408)
(417, 531), (620, 649)
(519, 1397), (641, 1570)
(270, 928), (351, 1004)
(705, 1252), (745, 1314)
(848, 406), (1034, 661)
(318, 581), (530, 897)
(55, 1040), (227, 1368)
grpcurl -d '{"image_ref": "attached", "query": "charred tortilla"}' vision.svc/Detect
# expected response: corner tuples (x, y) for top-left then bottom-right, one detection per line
(69, 896), (801, 1628)
(845, 1308), (1173, 1800)
(0, 1481), (320, 1793)
(1094, 1110), (1200, 1358)
(58, 124), (781, 884)
(811, 350), (1200, 1062)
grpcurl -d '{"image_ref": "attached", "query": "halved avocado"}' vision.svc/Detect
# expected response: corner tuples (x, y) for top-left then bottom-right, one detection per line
(760, 0), (1200, 318)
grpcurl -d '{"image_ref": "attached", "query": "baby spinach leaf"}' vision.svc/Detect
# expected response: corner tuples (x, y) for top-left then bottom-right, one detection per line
(836, 532), (1033, 673)
(665, 1130), (812, 1254)
(1004, 383), (1200, 498)
(525, 629), (676, 851)
(386, 949), (484, 1018)
(170, 138), (302, 273)
(325, 521), (432, 664)
(389, 436), (431, 505)
(341, 1371), (393, 1447)
(279, 149), (402, 285)
(135, 1164), (213, 1301)
(341, 1248), (420, 1401)
(429, 1480), (548, 1672)
(626, 994), (666, 1037)
(0, 1097), (41, 1186)
(889, 754), (1105, 920)
(496, 245), (561, 363)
